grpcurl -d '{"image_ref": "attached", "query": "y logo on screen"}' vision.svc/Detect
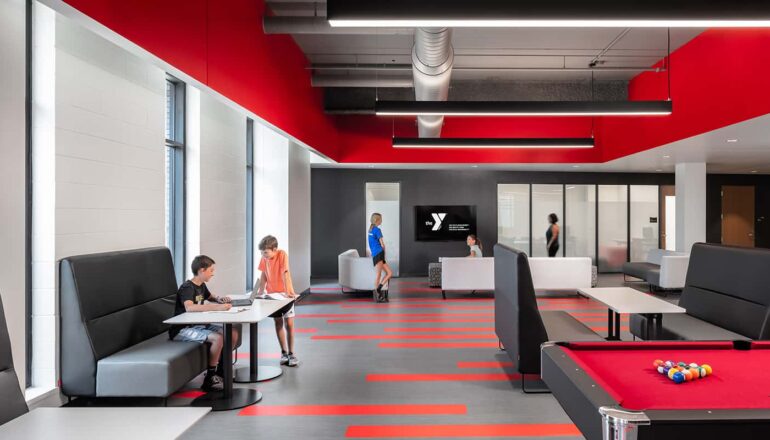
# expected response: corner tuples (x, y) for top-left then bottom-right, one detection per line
(430, 213), (447, 231)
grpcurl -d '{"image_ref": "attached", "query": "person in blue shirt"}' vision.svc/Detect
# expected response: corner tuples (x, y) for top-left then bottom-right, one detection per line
(368, 213), (393, 302)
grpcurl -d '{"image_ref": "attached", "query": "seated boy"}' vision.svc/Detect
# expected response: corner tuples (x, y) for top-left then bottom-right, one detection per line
(255, 235), (299, 367)
(169, 255), (240, 391)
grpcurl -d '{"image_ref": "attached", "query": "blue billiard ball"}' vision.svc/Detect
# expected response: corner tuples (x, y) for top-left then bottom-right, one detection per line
(672, 372), (685, 384)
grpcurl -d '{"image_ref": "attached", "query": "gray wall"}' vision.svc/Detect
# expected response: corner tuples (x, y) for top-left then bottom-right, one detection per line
(311, 169), (674, 278)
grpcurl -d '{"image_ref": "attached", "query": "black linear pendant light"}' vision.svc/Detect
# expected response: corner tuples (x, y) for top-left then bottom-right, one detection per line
(376, 101), (672, 117)
(392, 137), (594, 149)
(328, 0), (770, 27)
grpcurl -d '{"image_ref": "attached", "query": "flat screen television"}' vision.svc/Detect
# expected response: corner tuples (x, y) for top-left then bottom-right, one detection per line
(414, 205), (476, 241)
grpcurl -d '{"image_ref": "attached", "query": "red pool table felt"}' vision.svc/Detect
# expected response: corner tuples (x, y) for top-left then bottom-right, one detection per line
(562, 341), (770, 411)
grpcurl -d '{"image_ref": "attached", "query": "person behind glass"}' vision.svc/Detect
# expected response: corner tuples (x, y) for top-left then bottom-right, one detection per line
(546, 213), (560, 257)
(368, 213), (393, 303)
(466, 234), (483, 258)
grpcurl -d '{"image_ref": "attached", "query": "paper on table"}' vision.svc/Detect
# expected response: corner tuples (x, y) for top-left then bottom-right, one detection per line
(202, 307), (248, 313)
(256, 293), (289, 300)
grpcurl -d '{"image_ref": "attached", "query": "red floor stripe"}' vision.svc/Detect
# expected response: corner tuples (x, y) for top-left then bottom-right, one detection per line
(239, 404), (466, 417)
(378, 342), (499, 349)
(384, 327), (494, 332)
(330, 319), (495, 324)
(345, 424), (581, 438)
(342, 304), (494, 310)
(367, 373), (519, 382)
(312, 334), (495, 340)
(456, 361), (514, 369)
(172, 390), (206, 399)
(299, 313), (494, 318)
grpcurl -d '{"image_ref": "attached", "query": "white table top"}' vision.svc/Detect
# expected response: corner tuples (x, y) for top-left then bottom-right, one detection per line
(578, 287), (687, 315)
(164, 298), (294, 325)
(0, 407), (210, 439)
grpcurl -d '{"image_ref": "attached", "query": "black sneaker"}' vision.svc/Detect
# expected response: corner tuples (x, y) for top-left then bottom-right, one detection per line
(201, 373), (224, 392)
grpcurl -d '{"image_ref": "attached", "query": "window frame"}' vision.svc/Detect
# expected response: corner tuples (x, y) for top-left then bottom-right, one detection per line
(246, 118), (254, 290)
(165, 76), (186, 284)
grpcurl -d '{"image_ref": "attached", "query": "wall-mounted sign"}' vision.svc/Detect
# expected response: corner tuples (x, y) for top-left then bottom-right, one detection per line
(650, 217), (658, 223)
(414, 205), (476, 241)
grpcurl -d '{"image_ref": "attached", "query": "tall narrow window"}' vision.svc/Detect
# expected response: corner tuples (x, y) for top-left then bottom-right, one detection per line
(246, 118), (255, 290)
(165, 77), (185, 284)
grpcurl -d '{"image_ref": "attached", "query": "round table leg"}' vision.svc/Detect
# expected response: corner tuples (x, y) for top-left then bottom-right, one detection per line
(191, 388), (262, 411)
(234, 365), (283, 383)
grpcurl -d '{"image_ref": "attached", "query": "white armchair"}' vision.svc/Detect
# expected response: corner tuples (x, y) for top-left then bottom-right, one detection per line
(527, 257), (592, 292)
(338, 249), (376, 292)
(440, 257), (495, 299)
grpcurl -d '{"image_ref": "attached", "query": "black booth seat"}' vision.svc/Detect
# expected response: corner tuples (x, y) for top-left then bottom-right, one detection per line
(493, 244), (602, 380)
(60, 247), (240, 398)
(0, 295), (28, 426)
(632, 243), (770, 341)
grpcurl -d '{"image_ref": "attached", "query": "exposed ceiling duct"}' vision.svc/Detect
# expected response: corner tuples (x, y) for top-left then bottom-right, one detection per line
(412, 28), (453, 138)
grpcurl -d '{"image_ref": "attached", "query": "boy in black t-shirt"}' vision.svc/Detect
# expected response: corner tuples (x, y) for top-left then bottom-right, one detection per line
(170, 255), (238, 391)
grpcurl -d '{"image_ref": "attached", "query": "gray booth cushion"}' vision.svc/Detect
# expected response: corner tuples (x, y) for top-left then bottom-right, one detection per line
(630, 313), (749, 341)
(631, 243), (770, 341)
(494, 244), (602, 375)
(97, 334), (206, 397)
(0, 296), (28, 425)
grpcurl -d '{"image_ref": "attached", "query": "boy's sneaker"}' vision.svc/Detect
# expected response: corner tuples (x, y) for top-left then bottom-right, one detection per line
(280, 352), (290, 365)
(287, 353), (299, 367)
(201, 373), (223, 392)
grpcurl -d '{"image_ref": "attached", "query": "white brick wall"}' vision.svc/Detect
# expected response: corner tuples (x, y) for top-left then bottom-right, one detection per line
(197, 93), (247, 296)
(0, 0), (28, 390)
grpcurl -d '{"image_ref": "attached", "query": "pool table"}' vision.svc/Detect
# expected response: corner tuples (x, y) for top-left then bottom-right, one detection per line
(541, 341), (770, 440)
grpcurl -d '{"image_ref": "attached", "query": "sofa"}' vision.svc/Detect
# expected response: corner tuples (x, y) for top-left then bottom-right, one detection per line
(0, 295), (28, 426)
(441, 257), (495, 299)
(622, 248), (689, 289)
(493, 244), (603, 392)
(338, 249), (376, 292)
(631, 243), (770, 341)
(528, 257), (592, 293)
(60, 247), (240, 398)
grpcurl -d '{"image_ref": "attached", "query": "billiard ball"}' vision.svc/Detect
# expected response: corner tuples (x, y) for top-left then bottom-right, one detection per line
(689, 363), (699, 369)
(657, 366), (666, 374)
(698, 367), (707, 378)
(678, 361), (686, 367)
(665, 361), (674, 368)
(702, 364), (713, 375)
(668, 368), (677, 380)
(654, 359), (664, 368)
(683, 370), (693, 381)
(672, 372), (685, 384)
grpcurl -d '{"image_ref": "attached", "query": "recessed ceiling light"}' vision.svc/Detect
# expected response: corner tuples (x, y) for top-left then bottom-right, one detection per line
(751, 170), (758, 173)
(663, 155), (670, 159)
(727, 139), (739, 143)
(368, 165), (375, 168)
(471, 165), (478, 168)
(656, 169), (663, 172)
(572, 165), (581, 168)
(375, 100), (672, 117)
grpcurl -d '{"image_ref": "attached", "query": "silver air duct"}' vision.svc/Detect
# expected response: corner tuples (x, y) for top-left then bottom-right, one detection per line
(412, 28), (453, 138)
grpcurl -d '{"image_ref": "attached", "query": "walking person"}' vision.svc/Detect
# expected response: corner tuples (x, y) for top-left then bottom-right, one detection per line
(546, 213), (560, 257)
(368, 213), (393, 302)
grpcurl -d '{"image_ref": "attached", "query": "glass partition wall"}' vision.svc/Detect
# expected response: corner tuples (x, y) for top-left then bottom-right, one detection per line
(497, 184), (530, 253)
(366, 182), (401, 277)
(598, 185), (629, 272)
(565, 185), (596, 264)
(630, 185), (660, 262)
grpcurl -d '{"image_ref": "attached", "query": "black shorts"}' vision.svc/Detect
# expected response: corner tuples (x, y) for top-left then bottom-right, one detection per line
(372, 252), (386, 266)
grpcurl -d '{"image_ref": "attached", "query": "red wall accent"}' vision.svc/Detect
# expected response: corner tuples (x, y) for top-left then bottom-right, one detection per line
(62, 0), (341, 159)
(597, 29), (770, 162)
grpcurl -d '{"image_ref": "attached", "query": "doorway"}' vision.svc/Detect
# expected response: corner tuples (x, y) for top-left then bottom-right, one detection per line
(659, 185), (675, 250)
(721, 185), (755, 247)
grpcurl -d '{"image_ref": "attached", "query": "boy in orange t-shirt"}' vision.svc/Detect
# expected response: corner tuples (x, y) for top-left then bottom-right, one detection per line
(255, 235), (299, 367)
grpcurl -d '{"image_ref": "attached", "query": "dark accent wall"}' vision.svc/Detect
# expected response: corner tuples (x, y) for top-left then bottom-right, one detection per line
(311, 169), (674, 278)
(706, 174), (770, 248)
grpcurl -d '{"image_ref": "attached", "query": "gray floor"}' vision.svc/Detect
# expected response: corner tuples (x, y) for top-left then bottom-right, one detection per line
(172, 275), (672, 439)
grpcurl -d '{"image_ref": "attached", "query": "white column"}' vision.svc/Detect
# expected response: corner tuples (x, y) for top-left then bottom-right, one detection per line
(675, 162), (707, 253)
(288, 142), (311, 294)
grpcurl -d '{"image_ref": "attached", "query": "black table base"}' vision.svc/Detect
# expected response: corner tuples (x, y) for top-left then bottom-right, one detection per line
(191, 388), (262, 411)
